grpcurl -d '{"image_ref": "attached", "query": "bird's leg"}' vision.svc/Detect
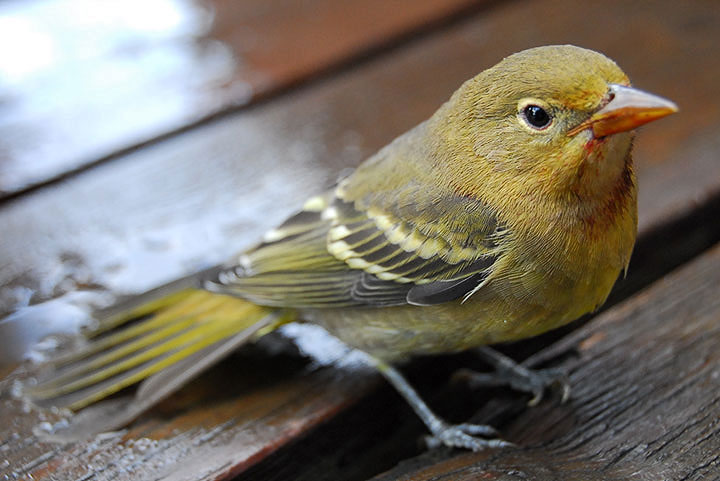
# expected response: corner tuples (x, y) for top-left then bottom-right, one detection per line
(363, 353), (513, 451)
(454, 346), (570, 406)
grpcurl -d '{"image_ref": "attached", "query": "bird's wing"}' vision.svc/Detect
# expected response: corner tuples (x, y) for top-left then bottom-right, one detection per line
(207, 126), (503, 308)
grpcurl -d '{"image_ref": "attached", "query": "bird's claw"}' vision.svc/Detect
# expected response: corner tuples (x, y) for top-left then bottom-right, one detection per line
(454, 365), (571, 406)
(424, 422), (514, 452)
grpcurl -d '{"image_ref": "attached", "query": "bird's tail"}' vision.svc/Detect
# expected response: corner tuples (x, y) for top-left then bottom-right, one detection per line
(24, 288), (288, 431)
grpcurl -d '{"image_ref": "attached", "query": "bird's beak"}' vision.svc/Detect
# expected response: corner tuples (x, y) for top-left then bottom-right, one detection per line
(568, 84), (678, 138)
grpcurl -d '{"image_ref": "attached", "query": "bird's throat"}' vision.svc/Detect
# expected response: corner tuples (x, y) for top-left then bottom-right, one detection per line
(572, 131), (633, 201)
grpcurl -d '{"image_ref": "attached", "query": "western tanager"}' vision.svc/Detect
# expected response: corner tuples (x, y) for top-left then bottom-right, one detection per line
(26, 45), (677, 450)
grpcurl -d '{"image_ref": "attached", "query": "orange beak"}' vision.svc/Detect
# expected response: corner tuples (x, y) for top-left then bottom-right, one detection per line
(568, 84), (678, 138)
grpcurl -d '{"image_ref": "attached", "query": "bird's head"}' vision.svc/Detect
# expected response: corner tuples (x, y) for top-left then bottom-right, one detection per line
(434, 45), (677, 205)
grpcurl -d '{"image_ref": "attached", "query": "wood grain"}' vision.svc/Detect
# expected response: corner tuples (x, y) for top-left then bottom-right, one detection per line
(1, 348), (379, 481)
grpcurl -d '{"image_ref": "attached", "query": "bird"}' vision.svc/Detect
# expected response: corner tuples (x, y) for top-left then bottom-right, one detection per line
(24, 45), (677, 451)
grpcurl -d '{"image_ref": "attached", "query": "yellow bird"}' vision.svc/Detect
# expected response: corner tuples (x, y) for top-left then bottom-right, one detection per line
(27, 45), (677, 450)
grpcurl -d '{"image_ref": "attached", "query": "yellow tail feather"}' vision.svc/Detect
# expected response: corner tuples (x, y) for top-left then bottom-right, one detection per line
(26, 289), (289, 412)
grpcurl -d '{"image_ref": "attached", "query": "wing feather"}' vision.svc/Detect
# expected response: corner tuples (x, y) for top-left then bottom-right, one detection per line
(206, 130), (506, 308)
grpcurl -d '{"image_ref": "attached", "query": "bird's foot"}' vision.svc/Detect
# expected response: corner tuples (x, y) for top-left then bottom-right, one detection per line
(454, 347), (570, 406)
(364, 352), (516, 452)
(424, 422), (514, 452)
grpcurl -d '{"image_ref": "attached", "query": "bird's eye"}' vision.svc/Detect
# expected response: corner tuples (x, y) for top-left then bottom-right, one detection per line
(522, 105), (552, 129)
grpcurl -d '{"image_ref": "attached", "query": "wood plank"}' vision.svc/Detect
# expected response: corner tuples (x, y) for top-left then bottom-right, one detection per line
(373, 242), (720, 481)
(0, 0), (483, 198)
(1, 347), (379, 481)
(1, 0), (719, 479)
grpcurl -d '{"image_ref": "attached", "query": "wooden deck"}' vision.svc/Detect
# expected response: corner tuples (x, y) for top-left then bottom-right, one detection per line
(1, 0), (719, 479)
